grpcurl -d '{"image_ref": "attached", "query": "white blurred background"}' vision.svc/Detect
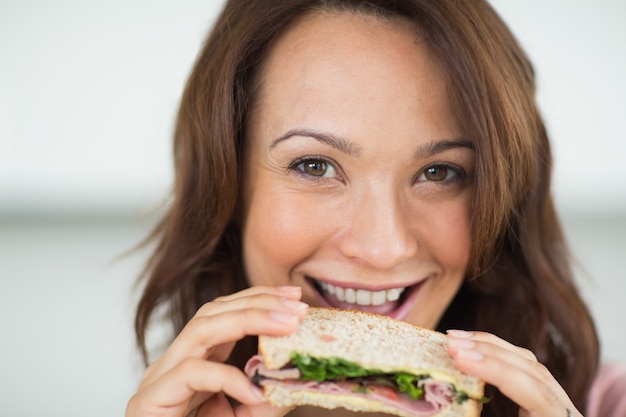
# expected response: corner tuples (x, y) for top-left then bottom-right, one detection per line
(0, 1), (625, 416)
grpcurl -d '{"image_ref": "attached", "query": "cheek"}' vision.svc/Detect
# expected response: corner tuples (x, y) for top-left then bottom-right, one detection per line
(406, 198), (472, 328)
(242, 190), (329, 286)
(433, 203), (472, 269)
(419, 188), (473, 269)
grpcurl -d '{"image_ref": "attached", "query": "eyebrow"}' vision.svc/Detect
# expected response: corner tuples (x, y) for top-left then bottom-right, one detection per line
(270, 129), (362, 156)
(270, 128), (474, 158)
(414, 139), (475, 159)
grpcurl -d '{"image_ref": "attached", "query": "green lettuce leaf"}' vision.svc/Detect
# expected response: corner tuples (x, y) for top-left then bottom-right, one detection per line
(288, 353), (488, 404)
(290, 353), (425, 400)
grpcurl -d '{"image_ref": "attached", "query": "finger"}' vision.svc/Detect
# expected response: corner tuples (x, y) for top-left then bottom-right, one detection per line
(447, 331), (540, 380)
(447, 333), (578, 416)
(140, 287), (307, 390)
(195, 291), (307, 363)
(447, 330), (537, 361)
(210, 285), (302, 304)
(130, 358), (266, 417)
(448, 332), (567, 400)
(149, 291), (307, 377)
(173, 300), (306, 358)
(147, 306), (306, 384)
(196, 290), (306, 319)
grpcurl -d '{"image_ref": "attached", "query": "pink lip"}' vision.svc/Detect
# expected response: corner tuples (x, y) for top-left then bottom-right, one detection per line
(307, 277), (426, 321)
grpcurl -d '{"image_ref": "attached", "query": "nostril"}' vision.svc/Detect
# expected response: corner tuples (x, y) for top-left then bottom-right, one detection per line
(339, 233), (418, 270)
(338, 192), (418, 269)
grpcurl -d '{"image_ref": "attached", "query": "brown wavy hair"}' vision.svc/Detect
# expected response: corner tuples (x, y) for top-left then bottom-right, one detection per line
(134, 0), (599, 415)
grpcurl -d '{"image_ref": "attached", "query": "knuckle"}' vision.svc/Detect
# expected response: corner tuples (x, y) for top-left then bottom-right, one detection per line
(177, 357), (201, 376)
(144, 360), (160, 376)
(487, 342), (508, 359)
(531, 360), (553, 380)
(519, 346), (537, 361)
(179, 316), (217, 350)
(244, 306), (274, 326)
(196, 300), (220, 316)
(183, 315), (205, 336)
(136, 361), (162, 390)
(125, 393), (142, 416)
(138, 368), (156, 387)
(211, 294), (229, 303)
(491, 352), (512, 376)
(242, 306), (259, 321)
(538, 379), (560, 406)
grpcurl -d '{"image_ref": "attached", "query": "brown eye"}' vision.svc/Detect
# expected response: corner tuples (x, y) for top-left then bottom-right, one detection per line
(424, 166), (448, 181)
(303, 160), (328, 176)
(416, 163), (467, 184)
(290, 157), (339, 180)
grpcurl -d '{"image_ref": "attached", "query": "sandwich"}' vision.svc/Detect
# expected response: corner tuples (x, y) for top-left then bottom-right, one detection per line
(245, 307), (486, 417)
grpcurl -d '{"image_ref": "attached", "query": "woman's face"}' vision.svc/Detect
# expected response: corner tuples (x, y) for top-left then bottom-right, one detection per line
(240, 12), (475, 329)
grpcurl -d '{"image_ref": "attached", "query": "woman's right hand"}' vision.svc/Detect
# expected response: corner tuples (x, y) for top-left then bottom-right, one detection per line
(126, 285), (309, 417)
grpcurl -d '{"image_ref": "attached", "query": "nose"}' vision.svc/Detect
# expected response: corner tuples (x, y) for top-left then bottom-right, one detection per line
(337, 188), (418, 270)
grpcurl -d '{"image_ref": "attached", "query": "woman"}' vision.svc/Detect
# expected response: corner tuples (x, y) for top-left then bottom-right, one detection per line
(126, 1), (618, 416)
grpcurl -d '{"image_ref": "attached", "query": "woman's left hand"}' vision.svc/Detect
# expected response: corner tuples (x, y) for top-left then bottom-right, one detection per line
(447, 330), (583, 417)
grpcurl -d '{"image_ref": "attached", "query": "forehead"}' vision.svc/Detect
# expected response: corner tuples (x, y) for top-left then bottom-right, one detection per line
(248, 11), (458, 145)
(256, 11), (435, 95)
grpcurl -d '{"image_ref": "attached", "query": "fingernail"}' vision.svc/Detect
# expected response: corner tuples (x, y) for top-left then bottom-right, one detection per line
(280, 297), (309, 311)
(447, 329), (473, 338)
(448, 337), (475, 350)
(269, 310), (299, 324)
(457, 348), (484, 361)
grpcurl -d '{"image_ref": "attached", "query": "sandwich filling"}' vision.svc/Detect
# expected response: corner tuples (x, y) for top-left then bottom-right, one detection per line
(246, 353), (485, 416)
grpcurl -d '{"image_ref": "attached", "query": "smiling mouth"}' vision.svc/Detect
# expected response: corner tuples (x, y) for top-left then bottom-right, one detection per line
(308, 278), (423, 319)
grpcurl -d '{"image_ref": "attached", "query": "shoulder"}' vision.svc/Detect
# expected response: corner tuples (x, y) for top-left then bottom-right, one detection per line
(587, 363), (626, 417)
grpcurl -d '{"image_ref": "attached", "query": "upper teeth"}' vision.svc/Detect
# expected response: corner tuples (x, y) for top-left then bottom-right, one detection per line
(319, 282), (405, 306)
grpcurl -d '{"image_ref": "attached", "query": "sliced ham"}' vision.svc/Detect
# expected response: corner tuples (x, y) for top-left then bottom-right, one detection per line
(420, 378), (455, 409)
(245, 354), (302, 380)
(245, 355), (455, 417)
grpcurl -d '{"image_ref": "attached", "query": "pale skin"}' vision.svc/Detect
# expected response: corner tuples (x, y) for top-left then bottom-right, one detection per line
(126, 11), (583, 417)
